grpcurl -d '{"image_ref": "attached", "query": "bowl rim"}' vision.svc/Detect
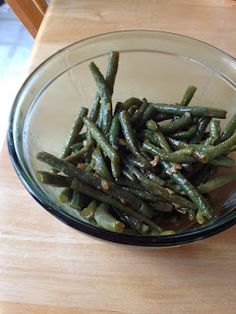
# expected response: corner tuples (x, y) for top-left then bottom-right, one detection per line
(7, 29), (236, 246)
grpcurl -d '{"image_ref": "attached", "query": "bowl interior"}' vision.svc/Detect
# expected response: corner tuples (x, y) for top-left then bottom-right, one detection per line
(10, 31), (236, 245)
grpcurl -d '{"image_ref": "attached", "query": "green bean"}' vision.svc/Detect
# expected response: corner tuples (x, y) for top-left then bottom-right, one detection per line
(71, 179), (161, 232)
(106, 51), (119, 95)
(180, 85), (197, 106)
(114, 102), (124, 114)
(90, 52), (119, 124)
(89, 93), (101, 122)
(70, 142), (84, 152)
(198, 173), (236, 194)
(165, 181), (186, 195)
(210, 156), (234, 168)
(37, 152), (152, 218)
(123, 187), (163, 202)
(152, 103), (227, 119)
(190, 117), (211, 144)
(148, 127), (212, 220)
(59, 187), (73, 203)
(61, 107), (88, 158)
(160, 117), (193, 135)
(230, 145), (236, 152)
(143, 140), (195, 163)
(171, 125), (198, 140)
(108, 112), (120, 148)
(221, 113), (236, 141)
(127, 155), (151, 169)
(123, 97), (142, 111)
(94, 203), (124, 232)
(36, 171), (72, 187)
(121, 167), (138, 183)
(63, 141), (93, 164)
(153, 113), (172, 122)
(119, 110), (150, 169)
(115, 177), (146, 190)
(166, 137), (189, 149)
(136, 104), (156, 129)
(91, 147), (112, 180)
(83, 117), (120, 177)
(131, 98), (148, 124)
(205, 119), (221, 145)
(149, 202), (174, 212)
(161, 161), (212, 220)
(142, 129), (164, 147)
(81, 200), (98, 219)
(140, 168), (165, 186)
(70, 190), (86, 210)
(193, 133), (236, 162)
(146, 119), (157, 131)
(128, 164), (196, 209)
(128, 105), (137, 116)
(89, 62), (112, 134)
(111, 208), (149, 234)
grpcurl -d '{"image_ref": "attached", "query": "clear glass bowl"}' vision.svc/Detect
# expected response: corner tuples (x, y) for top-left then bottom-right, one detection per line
(8, 30), (236, 246)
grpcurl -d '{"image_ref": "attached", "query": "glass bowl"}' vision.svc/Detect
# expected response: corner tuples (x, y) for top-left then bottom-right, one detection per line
(8, 30), (236, 246)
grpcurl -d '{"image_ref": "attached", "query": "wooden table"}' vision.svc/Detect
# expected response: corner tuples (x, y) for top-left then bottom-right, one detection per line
(1, 1), (236, 313)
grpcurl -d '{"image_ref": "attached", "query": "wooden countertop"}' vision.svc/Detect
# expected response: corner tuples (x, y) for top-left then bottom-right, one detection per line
(1, 1), (236, 313)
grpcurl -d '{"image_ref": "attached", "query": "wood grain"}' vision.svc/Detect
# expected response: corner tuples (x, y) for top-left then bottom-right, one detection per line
(1, 1), (236, 313)
(5, 0), (45, 37)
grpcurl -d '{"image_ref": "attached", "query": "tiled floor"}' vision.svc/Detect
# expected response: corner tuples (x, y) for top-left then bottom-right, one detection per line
(0, 3), (33, 147)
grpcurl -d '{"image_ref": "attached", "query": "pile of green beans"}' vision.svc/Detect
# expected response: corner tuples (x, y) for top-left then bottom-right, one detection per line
(36, 51), (236, 235)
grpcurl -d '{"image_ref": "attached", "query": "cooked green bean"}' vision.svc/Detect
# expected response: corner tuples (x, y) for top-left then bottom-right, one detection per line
(89, 93), (101, 122)
(36, 171), (72, 187)
(111, 208), (149, 234)
(121, 167), (138, 183)
(193, 133), (236, 162)
(190, 117), (211, 144)
(71, 179), (161, 232)
(81, 200), (98, 220)
(123, 97), (142, 111)
(37, 151), (152, 218)
(143, 140), (195, 163)
(59, 187), (73, 203)
(89, 62), (112, 134)
(36, 52), (236, 235)
(63, 141), (94, 164)
(131, 98), (148, 124)
(198, 173), (236, 194)
(91, 146), (112, 180)
(119, 110), (150, 169)
(94, 203), (124, 232)
(180, 85), (197, 106)
(83, 117), (120, 177)
(136, 104), (156, 129)
(209, 156), (234, 168)
(146, 119), (157, 131)
(106, 51), (119, 95)
(108, 112), (120, 147)
(149, 202), (174, 212)
(152, 103), (227, 119)
(70, 190), (86, 210)
(140, 168), (166, 187)
(160, 117), (193, 135)
(123, 187), (163, 202)
(61, 107), (88, 158)
(221, 113), (236, 141)
(148, 127), (212, 220)
(171, 125), (198, 140)
(70, 142), (84, 152)
(205, 119), (221, 145)
(128, 164), (196, 209)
